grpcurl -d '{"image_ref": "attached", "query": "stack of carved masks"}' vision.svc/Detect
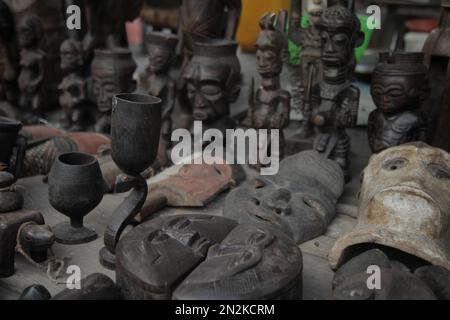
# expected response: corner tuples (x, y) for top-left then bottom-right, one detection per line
(224, 150), (345, 244)
(115, 215), (303, 300)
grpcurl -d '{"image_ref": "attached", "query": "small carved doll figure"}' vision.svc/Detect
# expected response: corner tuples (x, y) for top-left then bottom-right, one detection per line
(368, 52), (428, 153)
(183, 40), (241, 135)
(17, 14), (45, 123)
(139, 32), (178, 168)
(58, 39), (91, 131)
(91, 49), (136, 134)
(248, 13), (290, 166)
(311, 4), (364, 178)
(290, 0), (325, 138)
(0, 0), (19, 112)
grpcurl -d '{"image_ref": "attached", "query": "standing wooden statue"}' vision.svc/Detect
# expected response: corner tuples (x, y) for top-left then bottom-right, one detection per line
(368, 52), (428, 154)
(0, 0), (19, 117)
(17, 14), (45, 123)
(311, 4), (364, 178)
(91, 49), (136, 134)
(422, 0), (450, 152)
(289, 0), (325, 138)
(248, 13), (290, 166)
(58, 39), (91, 131)
(139, 32), (178, 169)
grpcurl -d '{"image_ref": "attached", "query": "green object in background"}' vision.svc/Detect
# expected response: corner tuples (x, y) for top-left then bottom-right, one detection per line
(289, 14), (373, 65)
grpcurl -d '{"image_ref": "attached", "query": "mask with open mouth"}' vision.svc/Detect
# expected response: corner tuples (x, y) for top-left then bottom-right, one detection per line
(329, 142), (450, 271)
(224, 150), (344, 244)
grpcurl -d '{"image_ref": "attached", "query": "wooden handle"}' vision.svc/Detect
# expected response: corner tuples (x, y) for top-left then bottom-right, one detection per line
(138, 193), (168, 222)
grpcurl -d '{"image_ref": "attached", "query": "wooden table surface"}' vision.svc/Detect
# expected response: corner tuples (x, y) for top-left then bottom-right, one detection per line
(0, 128), (371, 300)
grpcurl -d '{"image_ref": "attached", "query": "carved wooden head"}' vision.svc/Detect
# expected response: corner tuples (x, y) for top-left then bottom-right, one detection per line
(255, 13), (287, 78)
(183, 40), (241, 123)
(371, 52), (428, 114)
(91, 49), (136, 113)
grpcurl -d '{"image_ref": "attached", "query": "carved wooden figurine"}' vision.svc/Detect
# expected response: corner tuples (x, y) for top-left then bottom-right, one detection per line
(289, 0), (325, 138)
(3, 0), (67, 111)
(91, 49), (136, 134)
(17, 14), (45, 123)
(139, 32), (178, 169)
(368, 52), (427, 153)
(311, 4), (364, 178)
(183, 40), (241, 135)
(0, 0), (19, 117)
(248, 13), (290, 165)
(422, 0), (450, 152)
(58, 39), (92, 131)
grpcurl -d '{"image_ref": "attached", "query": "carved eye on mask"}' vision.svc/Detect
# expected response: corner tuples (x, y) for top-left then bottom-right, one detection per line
(248, 229), (271, 246)
(167, 217), (191, 230)
(212, 165), (224, 176)
(302, 196), (327, 220)
(333, 34), (348, 46)
(200, 84), (222, 97)
(187, 83), (196, 95)
(388, 88), (404, 98)
(147, 230), (170, 243)
(382, 157), (409, 171)
(427, 163), (450, 180)
(253, 178), (266, 189)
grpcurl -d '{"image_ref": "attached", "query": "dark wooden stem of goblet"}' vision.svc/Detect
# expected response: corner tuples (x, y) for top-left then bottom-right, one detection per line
(103, 174), (148, 254)
(70, 217), (84, 229)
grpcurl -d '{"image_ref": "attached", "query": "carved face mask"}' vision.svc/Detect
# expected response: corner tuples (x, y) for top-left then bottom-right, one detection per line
(329, 143), (450, 271)
(224, 151), (345, 244)
(149, 161), (242, 206)
(173, 223), (303, 300)
(115, 215), (237, 300)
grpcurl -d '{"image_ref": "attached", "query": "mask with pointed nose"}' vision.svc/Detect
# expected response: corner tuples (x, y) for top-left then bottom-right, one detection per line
(224, 151), (345, 244)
